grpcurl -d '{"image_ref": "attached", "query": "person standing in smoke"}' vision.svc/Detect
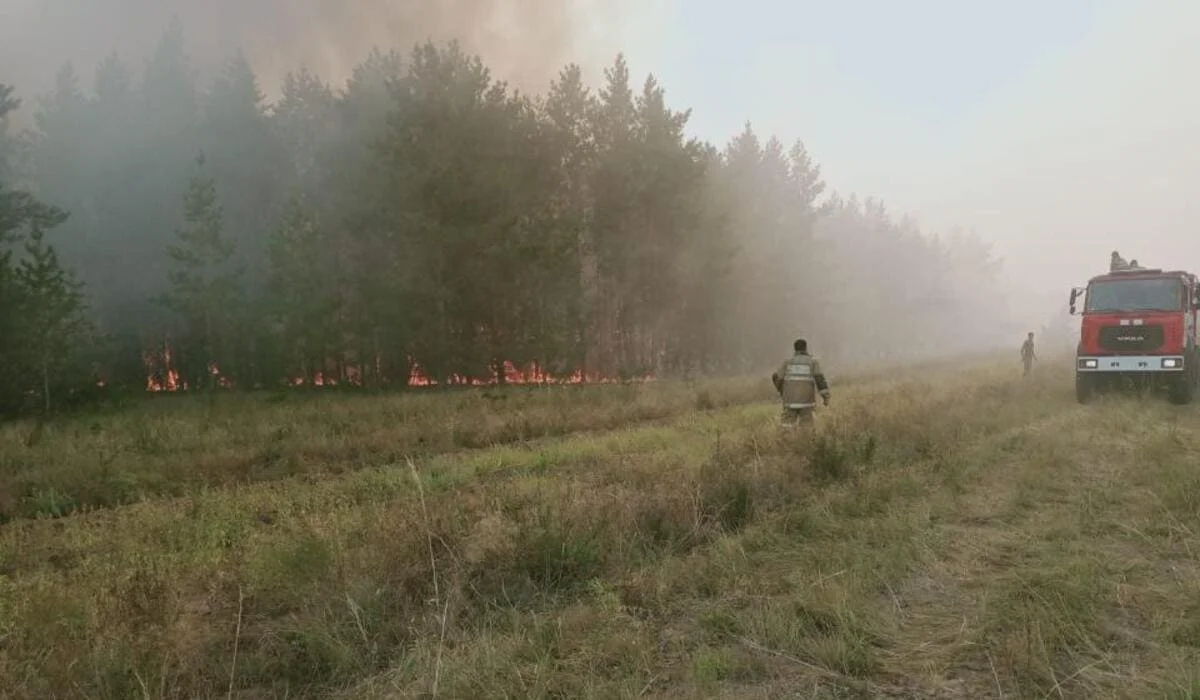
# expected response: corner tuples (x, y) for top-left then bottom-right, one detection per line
(1021, 332), (1037, 377)
(771, 338), (831, 426)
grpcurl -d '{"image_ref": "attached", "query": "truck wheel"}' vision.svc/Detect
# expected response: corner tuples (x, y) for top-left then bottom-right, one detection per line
(1169, 374), (1193, 405)
(1076, 373), (1094, 404)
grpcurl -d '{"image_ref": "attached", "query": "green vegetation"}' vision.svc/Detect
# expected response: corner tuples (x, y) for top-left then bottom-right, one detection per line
(0, 376), (765, 521)
(3, 357), (1199, 698)
(0, 23), (1008, 415)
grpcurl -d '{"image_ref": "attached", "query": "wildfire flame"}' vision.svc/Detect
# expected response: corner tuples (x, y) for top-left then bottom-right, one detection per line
(144, 344), (653, 393)
(292, 371), (337, 387)
(144, 344), (184, 393)
(143, 345), (233, 392)
(406, 360), (651, 387)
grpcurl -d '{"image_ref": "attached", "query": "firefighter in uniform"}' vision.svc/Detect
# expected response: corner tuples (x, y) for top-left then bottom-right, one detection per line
(1021, 332), (1037, 376)
(771, 338), (831, 425)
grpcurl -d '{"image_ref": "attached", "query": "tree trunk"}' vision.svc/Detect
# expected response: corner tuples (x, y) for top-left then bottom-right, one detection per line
(204, 307), (215, 392)
(41, 355), (50, 414)
(373, 328), (385, 389)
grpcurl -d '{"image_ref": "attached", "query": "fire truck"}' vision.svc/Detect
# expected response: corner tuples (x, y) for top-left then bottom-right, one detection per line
(1069, 265), (1200, 404)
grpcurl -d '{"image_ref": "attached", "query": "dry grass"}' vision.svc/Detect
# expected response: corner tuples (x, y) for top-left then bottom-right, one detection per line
(0, 376), (766, 521)
(2, 355), (1200, 698)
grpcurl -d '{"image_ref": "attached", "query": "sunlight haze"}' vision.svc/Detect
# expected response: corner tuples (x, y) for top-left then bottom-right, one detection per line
(3, 0), (1197, 334)
(614, 1), (1198, 316)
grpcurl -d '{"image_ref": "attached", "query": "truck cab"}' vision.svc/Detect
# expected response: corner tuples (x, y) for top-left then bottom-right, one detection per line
(1069, 267), (1200, 404)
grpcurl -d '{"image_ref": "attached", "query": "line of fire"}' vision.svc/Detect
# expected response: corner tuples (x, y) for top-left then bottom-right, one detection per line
(141, 342), (656, 393)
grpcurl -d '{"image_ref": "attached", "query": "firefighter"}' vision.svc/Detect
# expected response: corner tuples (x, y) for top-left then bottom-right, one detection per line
(771, 338), (831, 426)
(1111, 250), (1129, 272)
(1021, 332), (1037, 376)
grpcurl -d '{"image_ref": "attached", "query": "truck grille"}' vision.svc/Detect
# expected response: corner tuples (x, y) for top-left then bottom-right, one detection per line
(1098, 324), (1164, 353)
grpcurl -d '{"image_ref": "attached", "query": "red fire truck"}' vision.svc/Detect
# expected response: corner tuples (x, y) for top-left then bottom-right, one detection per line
(1070, 266), (1200, 404)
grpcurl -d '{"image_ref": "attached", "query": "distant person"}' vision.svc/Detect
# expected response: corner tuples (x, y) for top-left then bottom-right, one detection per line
(1021, 332), (1037, 376)
(1111, 250), (1129, 272)
(771, 338), (831, 426)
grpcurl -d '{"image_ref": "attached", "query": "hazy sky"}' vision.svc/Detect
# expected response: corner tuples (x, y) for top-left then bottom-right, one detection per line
(3, 0), (1199, 318)
(0, 0), (657, 93)
(612, 0), (1200, 313)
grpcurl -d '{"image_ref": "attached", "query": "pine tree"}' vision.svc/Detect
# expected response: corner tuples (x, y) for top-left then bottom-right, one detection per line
(142, 17), (196, 133)
(30, 63), (92, 292)
(539, 64), (596, 376)
(162, 160), (242, 390)
(628, 72), (705, 374)
(0, 83), (21, 187)
(273, 67), (338, 198)
(0, 84), (25, 411)
(0, 82), (95, 413)
(1, 35), (1020, 392)
(17, 218), (90, 412)
(201, 50), (280, 267)
(589, 54), (639, 376)
(267, 194), (341, 383)
(126, 17), (201, 324)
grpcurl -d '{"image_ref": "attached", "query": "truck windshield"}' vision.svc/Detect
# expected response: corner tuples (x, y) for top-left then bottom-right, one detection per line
(1085, 277), (1183, 313)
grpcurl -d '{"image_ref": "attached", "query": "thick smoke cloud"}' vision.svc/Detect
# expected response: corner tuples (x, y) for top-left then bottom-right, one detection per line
(0, 0), (640, 96)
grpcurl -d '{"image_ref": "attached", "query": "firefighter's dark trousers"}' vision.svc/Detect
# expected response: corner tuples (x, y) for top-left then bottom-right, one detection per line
(781, 407), (815, 426)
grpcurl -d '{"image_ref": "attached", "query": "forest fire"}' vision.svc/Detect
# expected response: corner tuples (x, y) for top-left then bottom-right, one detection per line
(291, 371), (336, 387)
(144, 346), (233, 392)
(144, 345), (184, 392)
(144, 345), (653, 393)
(146, 372), (183, 393)
(406, 360), (655, 387)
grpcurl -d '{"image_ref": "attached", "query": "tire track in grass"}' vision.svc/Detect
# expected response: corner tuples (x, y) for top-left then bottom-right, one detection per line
(0, 360), (964, 524)
(0, 359), (1026, 698)
(328, 365), (1077, 699)
(878, 392), (1200, 698)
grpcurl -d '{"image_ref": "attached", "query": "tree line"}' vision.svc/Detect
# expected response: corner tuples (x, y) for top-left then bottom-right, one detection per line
(0, 20), (1008, 414)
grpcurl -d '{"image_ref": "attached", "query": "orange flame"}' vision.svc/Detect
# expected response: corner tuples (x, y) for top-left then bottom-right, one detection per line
(145, 343), (654, 392)
(291, 371), (339, 387)
(144, 344), (233, 391)
(406, 360), (654, 387)
(144, 343), (185, 392)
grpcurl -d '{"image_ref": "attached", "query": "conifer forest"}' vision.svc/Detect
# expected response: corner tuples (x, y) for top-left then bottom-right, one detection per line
(0, 21), (1008, 416)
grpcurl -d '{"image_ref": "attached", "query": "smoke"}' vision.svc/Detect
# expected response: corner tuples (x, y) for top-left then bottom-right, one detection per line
(0, 0), (652, 97)
(904, 1), (1200, 306)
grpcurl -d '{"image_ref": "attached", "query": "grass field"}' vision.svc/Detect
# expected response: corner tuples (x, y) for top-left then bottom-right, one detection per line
(3, 356), (1200, 699)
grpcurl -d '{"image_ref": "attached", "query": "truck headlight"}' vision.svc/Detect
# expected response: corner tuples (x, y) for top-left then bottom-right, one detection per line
(1163, 358), (1182, 368)
(1079, 358), (1098, 369)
